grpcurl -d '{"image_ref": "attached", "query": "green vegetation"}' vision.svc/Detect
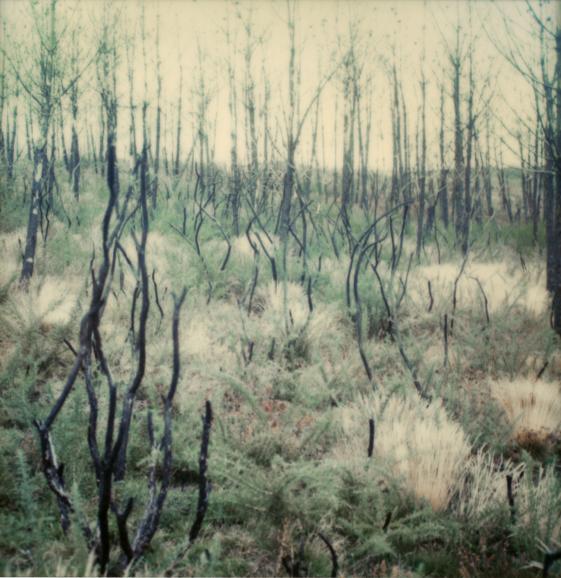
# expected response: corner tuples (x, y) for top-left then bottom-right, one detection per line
(0, 167), (560, 577)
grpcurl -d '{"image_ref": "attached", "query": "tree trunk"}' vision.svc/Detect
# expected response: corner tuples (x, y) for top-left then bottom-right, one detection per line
(416, 73), (426, 259)
(551, 27), (561, 334)
(152, 18), (162, 209)
(452, 42), (464, 241)
(439, 84), (449, 229)
(20, 141), (47, 285)
(174, 64), (183, 176)
(462, 47), (474, 255)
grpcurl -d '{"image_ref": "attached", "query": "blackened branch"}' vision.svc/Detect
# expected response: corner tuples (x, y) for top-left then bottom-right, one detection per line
(317, 532), (339, 578)
(368, 418), (375, 458)
(189, 400), (213, 544)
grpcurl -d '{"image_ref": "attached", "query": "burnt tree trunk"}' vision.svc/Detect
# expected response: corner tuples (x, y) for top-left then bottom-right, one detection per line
(451, 31), (464, 242)
(416, 71), (427, 259)
(439, 84), (449, 228)
(20, 143), (48, 285)
(551, 27), (561, 334)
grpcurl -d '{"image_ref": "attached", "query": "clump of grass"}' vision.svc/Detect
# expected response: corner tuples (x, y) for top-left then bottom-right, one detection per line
(411, 258), (548, 317)
(0, 274), (83, 381)
(489, 377), (561, 440)
(0, 229), (26, 287)
(513, 463), (561, 559)
(455, 450), (522, 523)
(333, 393), (472, 511)
(231, 233), (279, 262)
(262, 281), (308, 329)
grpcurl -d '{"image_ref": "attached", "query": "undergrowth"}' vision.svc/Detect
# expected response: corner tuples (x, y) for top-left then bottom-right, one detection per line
(0, 172), (560, 577)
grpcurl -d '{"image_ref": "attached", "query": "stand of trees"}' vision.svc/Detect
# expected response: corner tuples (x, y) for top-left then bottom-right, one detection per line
(1, 2), (558, 297)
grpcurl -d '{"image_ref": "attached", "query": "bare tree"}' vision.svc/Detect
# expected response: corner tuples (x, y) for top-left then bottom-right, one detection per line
(242, 8), (259, 206)
(276, 1), (337, 242)
(461, 19), (475, 255)
(340, 24), (359, 212)
(126, 29), (138, 161)
(439, 82), (450, 228)
(5, 0), (83, 285)
(451, 24), (465, 243)
(174, 58), (183, 176)
(390, 58), (403, 208)
(226, 17), (242, 233)
(492, 2), (560, 331)
(416, 66), (427, 259)
(152, 15), (162, 209)
(69, 27), (81, 199)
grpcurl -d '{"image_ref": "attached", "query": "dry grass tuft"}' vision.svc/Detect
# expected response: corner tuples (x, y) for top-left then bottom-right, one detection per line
(0, 229), (27, 287)
(456, 450), (522, 521)
(333, 393), (472, 511)
(489, 378), (561, 439)
(35, 276), (83, 326)
(411, 259), (548, 317)
(263, 281), (309, 328)
(232, 233), (279, 261)
(0, 274), (83, 336)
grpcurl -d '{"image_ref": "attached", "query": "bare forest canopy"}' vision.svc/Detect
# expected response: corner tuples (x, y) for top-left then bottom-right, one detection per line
(1, 0), (560, 307)
(0, 0), (558, 171)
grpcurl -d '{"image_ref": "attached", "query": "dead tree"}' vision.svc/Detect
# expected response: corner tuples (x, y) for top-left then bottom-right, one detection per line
(276, 1), (336, 242)
(401, 82), (412, 206)
(303, 74), (321, 199)
(482, 112), (494, 218)
(69, 28), (81, 199)
(518, 132), (530, 224)
(416, 67), (427, 259)
(10, 0), (70, 285)
(530, 91), (542, 244)
(174, 59), (183, 176)
(495, 1), (560, 322)
(390, 59), (403, 208)
(461, 30), (475, 255)
(98, 11), (120, 211)
(260, 58), (272, 209)
(6, 83), (18, 180)
(242, 8), (259, 206)
(496, 146), (514, 224)
(98, 95), (106, 178)
(332, 91), (339, 202)
(551, 27), (561, 330)
(473, 147), (483, 226)
(226, 19), (242, 234)
(126, 30), (138, 161)
(358, 76), (373, 210)
(0, 32), (5, 171)
(277, 1), (298, 243)
(35, 111), (213, 577)
(194, 42), (211, 198)
(451, 25), (465, 243)
(341, 27), (359, 212)
(439, 83), (450, 228)
(541, 19), (558, 293)
(152, 15), (162, 209)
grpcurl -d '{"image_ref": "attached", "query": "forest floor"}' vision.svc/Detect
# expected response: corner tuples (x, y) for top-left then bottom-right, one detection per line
(0, 170), (560, 577)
